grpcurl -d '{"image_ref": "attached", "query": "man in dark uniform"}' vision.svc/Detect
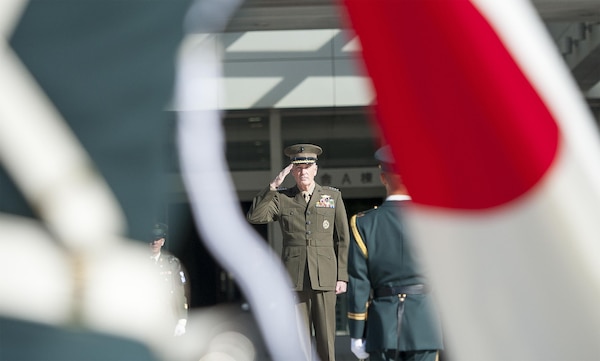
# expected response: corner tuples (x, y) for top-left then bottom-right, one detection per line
(247, 143), (350, 361)
(347, 146), (444, 361)
(149, 223), (189, 337)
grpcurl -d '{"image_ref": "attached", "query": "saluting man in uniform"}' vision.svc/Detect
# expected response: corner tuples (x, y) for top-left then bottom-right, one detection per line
(247, 144), (350, 361)
(149, 223), (189, 337)
(347, 146), (444, 361)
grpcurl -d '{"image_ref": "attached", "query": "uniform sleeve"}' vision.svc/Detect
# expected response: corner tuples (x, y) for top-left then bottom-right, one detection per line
(334, 192), (350, 282)
(246, 186), (280, 224)
(170, 257), (188, 320)
(347, 214), (371, 340)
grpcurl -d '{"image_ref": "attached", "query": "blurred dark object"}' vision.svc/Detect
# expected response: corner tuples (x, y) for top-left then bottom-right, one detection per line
(5, 0), (190, 242)
(0, 316), (159, 361)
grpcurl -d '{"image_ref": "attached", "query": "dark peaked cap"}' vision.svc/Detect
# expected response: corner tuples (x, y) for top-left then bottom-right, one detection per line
(284, 144), (323, 164)
(151, 223), (168, 240)
(374, 145), (398, 173)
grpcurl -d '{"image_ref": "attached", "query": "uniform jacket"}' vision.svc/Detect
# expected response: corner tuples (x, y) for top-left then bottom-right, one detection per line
(247, 183), (350, 291)
(154, 252), (188, 321)
(347, 199), (443, 352)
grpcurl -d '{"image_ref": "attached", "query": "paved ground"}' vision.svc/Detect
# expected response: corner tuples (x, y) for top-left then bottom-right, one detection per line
(335, 334), (358, 361)
(187, 303), (358, 360)
(187, 303), (453, 361)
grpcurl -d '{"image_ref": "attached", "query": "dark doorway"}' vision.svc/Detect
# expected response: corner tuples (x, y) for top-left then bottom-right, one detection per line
(166, 197), (384, 309)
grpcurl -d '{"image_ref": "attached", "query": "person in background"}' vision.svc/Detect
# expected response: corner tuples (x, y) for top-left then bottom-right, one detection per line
(247, 143), (350, 361)
(347, 145), (444, 361)
(150, 223), (188, 337)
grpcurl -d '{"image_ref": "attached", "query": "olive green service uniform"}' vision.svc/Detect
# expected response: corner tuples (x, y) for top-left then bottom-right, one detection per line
(347, 199), (443, 361)
(247, 183), (350, 361)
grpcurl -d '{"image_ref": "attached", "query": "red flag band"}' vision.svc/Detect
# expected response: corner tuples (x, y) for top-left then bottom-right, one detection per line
(342, 0), (559, 210)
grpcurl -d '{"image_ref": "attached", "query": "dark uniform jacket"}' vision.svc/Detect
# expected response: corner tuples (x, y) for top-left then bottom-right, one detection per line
(154, 252), (188, 322)
(347, 199), (443, 352)
(247, 184), (350, 291)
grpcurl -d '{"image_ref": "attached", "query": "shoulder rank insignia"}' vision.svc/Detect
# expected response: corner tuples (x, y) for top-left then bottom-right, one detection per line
(350, 214), (368, 257)
(323, 186), (340, 192)
(357, 207), (376, 217)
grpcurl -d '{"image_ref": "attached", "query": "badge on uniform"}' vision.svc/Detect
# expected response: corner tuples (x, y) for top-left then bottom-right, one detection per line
(316, 195), (335, 208)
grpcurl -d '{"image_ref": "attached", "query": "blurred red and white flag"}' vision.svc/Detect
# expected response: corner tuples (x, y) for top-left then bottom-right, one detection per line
(342, 0), (600, 360)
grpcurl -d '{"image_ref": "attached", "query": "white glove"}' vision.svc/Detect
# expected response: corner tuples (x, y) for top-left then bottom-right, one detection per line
(173, 319), (187, 336)
(350, 338), (369, 359)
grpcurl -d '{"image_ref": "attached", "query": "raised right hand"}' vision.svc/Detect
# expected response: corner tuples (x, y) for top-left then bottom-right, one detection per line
(270, 163), (293, 190)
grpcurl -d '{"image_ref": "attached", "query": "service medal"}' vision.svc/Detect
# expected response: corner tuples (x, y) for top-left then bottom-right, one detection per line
(316, 195), (335, 208)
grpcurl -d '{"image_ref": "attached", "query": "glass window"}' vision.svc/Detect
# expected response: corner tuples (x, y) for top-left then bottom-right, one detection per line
(224, 110), (270, 171)
(281, 107), (379, 168)
(224, 107), (380, 171)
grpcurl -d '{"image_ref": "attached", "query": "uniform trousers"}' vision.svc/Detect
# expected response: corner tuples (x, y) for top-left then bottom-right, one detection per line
(370, 349), (439, 361)
(296, 266), (337, 361)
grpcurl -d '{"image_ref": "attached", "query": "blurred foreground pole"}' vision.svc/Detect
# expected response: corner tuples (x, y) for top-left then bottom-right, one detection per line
(175, 1), (312, 360)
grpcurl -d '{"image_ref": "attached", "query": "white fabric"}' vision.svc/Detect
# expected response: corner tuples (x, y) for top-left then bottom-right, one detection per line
(350, 338), (369, 360)
(386, 194), (410, 201)
(174, 31), (313, 360)
(173, 318), (187, 336)
(399, 1), (600, 360)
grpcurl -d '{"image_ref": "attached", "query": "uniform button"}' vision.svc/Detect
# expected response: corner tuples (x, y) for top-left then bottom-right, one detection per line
(306, 211), (311, 215)
(306, 221), (311, 225)
(306, 231), (311, 235)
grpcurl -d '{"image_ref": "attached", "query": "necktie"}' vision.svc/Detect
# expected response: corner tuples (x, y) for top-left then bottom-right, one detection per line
(303, 192), (310, 203)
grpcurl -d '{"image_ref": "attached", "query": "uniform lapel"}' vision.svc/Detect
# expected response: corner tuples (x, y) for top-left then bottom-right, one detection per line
(310, 184), (322, 207)
(292, 186), (305, 204)
(295, 184), (321, 206)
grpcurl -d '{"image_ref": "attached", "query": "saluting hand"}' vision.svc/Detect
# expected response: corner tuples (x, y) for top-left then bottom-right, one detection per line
(270, 163), (293, 190)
